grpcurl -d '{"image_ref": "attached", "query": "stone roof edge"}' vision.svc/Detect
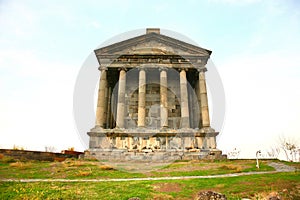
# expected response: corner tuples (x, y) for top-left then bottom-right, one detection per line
(94, 31), (212, 56)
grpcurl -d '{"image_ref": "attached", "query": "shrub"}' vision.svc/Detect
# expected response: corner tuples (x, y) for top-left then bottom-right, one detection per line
(77, 167), (92, 176)
(9, 161), (31, 168)
(0, 156), (16, 163)
(219, 164), (242, 173)
(54, 157), (66, 162)
(100, 165), (114, 170)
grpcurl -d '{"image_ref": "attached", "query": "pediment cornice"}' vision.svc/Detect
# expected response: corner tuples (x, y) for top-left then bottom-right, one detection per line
(95, 32), (211, 57)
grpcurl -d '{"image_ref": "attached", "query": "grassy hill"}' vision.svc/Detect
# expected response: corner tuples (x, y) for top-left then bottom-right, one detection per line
(0, 156), (299, 199)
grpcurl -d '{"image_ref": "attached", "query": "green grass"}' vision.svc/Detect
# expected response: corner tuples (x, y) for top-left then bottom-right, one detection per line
(0, 172), (299, 199)
(1, 157), (299, 199)
(0, 159), (275, 179)
(0, 159), (146, 179)
(150, 159), (274, 177)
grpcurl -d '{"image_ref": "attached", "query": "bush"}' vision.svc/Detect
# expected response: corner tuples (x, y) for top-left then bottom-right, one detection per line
(9, 161), (31, 169)
(54, 157), (66, 162)
(77, 167), (92, 176)
(0, 155), (16, 163)
(219, 164), (242, 173)
(100, 165), (114, 170)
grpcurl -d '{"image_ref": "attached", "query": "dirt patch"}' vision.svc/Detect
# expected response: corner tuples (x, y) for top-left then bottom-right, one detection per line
(153, 182), (182, 193)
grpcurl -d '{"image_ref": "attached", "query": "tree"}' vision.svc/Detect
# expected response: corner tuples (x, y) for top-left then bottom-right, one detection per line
(45, 146), (56, 152)
(227, 148), (240, 159)
(13, 145), (24, 150)
(68, 147), (75, 151)
(278, 136), (299, 162)
(266, 147), (280, 159)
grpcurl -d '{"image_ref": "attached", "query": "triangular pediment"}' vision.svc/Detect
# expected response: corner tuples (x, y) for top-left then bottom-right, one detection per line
(95, 31), (212, 57)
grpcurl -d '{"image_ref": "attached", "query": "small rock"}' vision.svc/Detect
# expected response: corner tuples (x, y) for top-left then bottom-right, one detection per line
(267, 192), (281, 200)
(282, 188), (288, 193)
(195, 191), (227, 200)
(128, 197), (140, 200)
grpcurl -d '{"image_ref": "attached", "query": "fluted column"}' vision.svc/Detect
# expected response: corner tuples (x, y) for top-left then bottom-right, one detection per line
(179, 69), (190, 128)
(160, 68), (168, 128)
(137, 68), (146, 127)
(195, 79), (202, 128)
(106, 87), (112, 128)
(199, 69), (210, 127)
(96, 67), (108, 128)
(188, 86), (194, 128)
(116, 68), (126, 128)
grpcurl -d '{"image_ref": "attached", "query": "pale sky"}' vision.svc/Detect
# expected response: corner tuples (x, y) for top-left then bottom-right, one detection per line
(0, 0), (299, 158)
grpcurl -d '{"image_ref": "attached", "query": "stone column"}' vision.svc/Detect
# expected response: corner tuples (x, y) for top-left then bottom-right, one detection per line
(199, 69), (210, 127)
(137, 68), (146, 127)
(116, 68), (126, 128)
(160, 68), (168, 128)
(110, 92), (116, 128)
(188, 86), (194, 128)
(179, 69), (190, 128)
(195, 79), (202, 128)
(106, 87), (112, 128)
(96, 67), (108, 128)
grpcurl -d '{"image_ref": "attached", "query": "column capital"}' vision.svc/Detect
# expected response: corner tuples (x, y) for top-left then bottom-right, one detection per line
(197, 67), (207, 73)
(159, 66), (168, 72)
(98, 65), (108, 71)
(178, 68), (188, 72)
(137, 66), (147, 71)
(118, 67), (127, 72)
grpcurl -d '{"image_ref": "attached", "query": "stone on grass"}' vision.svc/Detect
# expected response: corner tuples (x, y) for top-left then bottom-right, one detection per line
(195, 191), (227, 200)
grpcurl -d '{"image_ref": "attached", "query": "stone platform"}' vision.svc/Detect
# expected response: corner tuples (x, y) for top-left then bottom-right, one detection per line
(84, 148), (226, 161)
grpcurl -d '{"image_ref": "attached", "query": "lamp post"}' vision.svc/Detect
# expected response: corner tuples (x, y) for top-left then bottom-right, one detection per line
(256, 150), (261, 169)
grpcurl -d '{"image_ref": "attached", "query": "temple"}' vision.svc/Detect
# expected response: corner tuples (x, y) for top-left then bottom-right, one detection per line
(87, 28), (225, 160)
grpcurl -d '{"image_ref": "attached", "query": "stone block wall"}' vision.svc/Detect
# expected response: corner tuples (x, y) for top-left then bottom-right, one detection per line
(0, 149), (83, 161)
(125, 82), (181, 129)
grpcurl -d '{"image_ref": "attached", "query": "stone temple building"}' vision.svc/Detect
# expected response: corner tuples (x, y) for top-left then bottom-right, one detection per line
(87, 28), (224, 160)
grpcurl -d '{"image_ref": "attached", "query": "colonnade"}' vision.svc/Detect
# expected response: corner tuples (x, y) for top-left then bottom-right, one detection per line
(95, 67), (211, 130)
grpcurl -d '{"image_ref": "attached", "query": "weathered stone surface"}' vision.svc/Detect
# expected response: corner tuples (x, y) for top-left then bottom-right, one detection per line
(116, 69), (126, 128)
(138, 68), (146, 127)
(0, 149), (83, 161)
(96, 69), (107, 127)
(160, 68), (168, 127)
